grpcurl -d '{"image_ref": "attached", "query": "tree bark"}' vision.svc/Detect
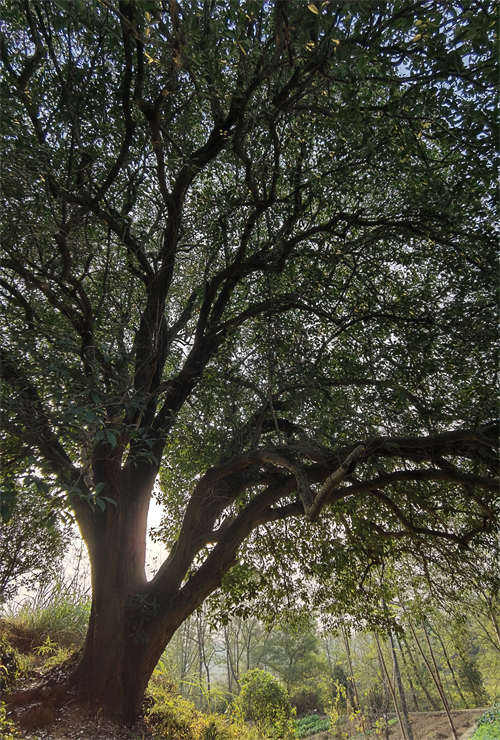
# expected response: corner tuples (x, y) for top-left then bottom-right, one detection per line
(68, 466), (184, 721)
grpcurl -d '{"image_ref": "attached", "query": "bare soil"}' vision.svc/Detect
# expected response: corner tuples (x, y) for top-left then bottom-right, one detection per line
(386, 709), (485, 740)
(10, 701), (153, 739)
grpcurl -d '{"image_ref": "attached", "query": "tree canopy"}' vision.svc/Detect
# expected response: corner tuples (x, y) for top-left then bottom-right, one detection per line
(0, 0), (497, 720)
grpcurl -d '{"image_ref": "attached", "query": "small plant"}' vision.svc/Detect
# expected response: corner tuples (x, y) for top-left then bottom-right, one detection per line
(325, 680), (347, 732)
(34, 635), (58, 657)
(471, 704), (500, 740)
(476, 704), (500, 726)
(295, 713), (330, 738)
(0, 701), (18, 739)
(0, 633), (20, 693)
(33, 634), (72, 670)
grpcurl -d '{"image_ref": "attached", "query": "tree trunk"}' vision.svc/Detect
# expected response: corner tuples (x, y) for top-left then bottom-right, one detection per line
(432, 627), (469, 708)
(389, 631), (414, 740)
(489, 607), (500, 649)
(72, 599), (155, 721)
(400, 634), (439, 710)
(342, 625), (360, 711)
(196, 609), (211, 708)
(375, 640), (391, 740)
(69, 466), (184, 722)
(395, 633), (420, 712)
(408, 621), (458, 740)
(224, 626), (235, 694)
(342, 625), (366, 736)
(375, 634), (408, 740)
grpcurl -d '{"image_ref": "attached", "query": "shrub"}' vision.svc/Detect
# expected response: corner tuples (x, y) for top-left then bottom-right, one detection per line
(0, 632), (20, 694)
(471, 704), (500, 740)
(147, 689), (209, 739)
(147, 683), (258, 740)
(233, 668), (296, 738)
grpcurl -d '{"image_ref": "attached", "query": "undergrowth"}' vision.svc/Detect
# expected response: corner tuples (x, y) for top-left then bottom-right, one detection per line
(295, 712), (330, 737)
(5, 582), (90, 649)
(0, 701), (18, 740)
(0, 632), (21, 738)
(471, 704), (500, 740)
(147, 662), (294, 739)
(146, 682), (261, 739)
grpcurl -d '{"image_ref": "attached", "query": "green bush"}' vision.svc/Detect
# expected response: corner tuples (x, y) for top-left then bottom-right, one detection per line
(233, 668), (296, 738)
(471, 704), (500, 740)
(147, 689), (211, 739)
(0, 633), (20, 694)
(147, 684), (258, 740)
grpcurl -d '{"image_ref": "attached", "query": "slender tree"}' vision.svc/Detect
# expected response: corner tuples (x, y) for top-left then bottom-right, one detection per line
(432, 624), (469, 708)
(375, 634), (410, 740)
(0, 0), (496, 722)
(400, 633), (439, 710)
(395, 632), (421, 712)
(342, 624), (366, 734)
(389, 630), (414, 740)
(408, 620), (458, 739)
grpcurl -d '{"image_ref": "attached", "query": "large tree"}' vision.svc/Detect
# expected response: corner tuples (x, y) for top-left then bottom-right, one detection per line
(0, 0), (497, 722)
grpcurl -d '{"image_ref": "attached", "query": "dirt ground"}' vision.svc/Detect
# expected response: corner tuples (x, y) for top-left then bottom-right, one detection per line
(386, 709), (486, 740)
(6, 685), (153, 739)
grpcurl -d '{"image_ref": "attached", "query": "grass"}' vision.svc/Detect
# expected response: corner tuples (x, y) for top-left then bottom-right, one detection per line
(0, 582), (89, 692)
(5, 582), (90, 650)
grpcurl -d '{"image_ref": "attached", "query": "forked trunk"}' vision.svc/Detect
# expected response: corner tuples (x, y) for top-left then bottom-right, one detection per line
(67, 456), (245, 722)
